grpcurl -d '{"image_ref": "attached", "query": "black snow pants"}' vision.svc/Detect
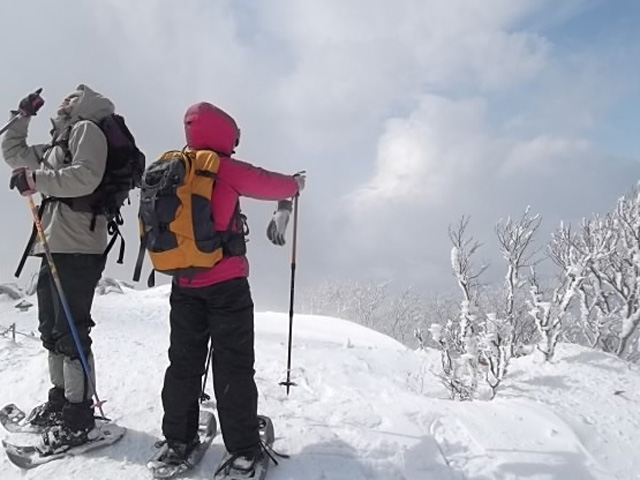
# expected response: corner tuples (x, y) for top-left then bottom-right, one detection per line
(162, 277), (260, 453)
(37, 253), (105, 358)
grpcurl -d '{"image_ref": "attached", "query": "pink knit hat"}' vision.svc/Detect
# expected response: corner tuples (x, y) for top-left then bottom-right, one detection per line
(184, 102), (240, 155)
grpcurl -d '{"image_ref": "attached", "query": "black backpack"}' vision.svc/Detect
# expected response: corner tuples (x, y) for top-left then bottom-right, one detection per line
(60, 114), (145, 220)
(14, 114), (146, 278)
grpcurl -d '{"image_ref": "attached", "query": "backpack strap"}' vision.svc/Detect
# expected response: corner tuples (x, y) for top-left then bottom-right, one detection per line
(132, 233), (148, 284)
(221, 202), (248, 256)
(133, 234), (157, 288)
(104, 211), (126, 264)
(14, 199), (51, 278)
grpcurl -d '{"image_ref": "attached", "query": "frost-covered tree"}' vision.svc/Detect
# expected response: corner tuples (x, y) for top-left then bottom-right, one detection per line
(607, 190), (640, 357)
(383, 286), (424, 344)
(300, 279), (388, 330)
(495, 208), (541, 349)
(415, 293), (458, 350)
(350, 281), (389, 328)
(479, 313), (513, 399)
(569, 187), (640, 359)
(528, 222), (597, 361)
(302, 280), (353, 319)
(538, 184), (640, 361)
(429, 217), (487, 400)
(565, 214), (619, 351)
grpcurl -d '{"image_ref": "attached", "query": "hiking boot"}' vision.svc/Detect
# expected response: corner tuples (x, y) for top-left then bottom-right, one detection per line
(40, 400), (98, 454)
(27, 387), (66, 428)
(232, 449), (261, 473)
(215, 445), (264, 478)
(62, 400), (95, 431)
(158, 437), (200, 466)
(41, 423), (97, 453)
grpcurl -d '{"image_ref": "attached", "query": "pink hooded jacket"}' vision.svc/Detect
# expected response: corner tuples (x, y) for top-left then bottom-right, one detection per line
(176, 102), (298, 288)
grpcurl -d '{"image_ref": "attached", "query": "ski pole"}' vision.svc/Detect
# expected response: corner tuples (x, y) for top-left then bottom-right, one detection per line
(200, 341), (213, 403)
(279, 194), (300, 395)
(0, 115), (21, 136)
(1, 88), (44, 136)
(25, 195), (107, 417)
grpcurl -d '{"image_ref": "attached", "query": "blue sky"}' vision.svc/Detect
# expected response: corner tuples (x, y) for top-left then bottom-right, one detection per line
(535, 0), (640, 157)
(0, 0), (638, 308)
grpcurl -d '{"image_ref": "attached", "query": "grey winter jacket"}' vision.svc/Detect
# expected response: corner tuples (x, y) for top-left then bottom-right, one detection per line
(1, 84), (115, 255)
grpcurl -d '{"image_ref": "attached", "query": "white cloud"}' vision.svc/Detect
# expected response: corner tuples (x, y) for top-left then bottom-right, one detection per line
(0, 0), (637, 301)
(351, 96), (493, 206)
(216, 0), (552, 154)
(502, 136), (591, 175)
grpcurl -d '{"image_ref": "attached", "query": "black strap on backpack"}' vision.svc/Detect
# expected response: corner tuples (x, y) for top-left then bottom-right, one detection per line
(132, 231), (150, 286)
(14, 199), (51, 278)
(14, 200), (126, 278)
(105, 212), (126, 264)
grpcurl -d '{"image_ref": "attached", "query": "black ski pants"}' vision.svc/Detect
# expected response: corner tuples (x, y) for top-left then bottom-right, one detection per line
(37, 254), (105, 358)
(162, 277), (260, 453)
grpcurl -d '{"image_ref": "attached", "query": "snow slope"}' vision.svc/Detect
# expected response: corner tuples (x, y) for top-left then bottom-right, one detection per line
(1, 285), (640, 479)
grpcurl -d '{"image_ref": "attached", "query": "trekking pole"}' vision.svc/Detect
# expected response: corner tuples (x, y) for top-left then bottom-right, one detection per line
(199, 341), (213, 403)
(279, 194), (300, 395)
(1, 89), (44, 136)
(0, 115), (21, 136)
(24, 195), (107, 417)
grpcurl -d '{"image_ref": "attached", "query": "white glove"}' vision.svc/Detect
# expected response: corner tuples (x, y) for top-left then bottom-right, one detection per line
(266, 200), (292, 246)
(294, 172), (306, 193)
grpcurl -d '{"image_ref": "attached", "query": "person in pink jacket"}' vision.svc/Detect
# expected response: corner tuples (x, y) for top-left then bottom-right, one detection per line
(158, 102), (304, 476)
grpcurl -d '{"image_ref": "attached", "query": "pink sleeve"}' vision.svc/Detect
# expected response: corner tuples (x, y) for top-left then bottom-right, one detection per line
(218, 157), (299, 200)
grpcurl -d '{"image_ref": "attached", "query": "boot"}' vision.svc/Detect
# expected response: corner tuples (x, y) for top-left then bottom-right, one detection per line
(215, 444), (264, 478)
(62, 400), (95, 431)
(158, 436), (200, 465)
(41, 400), (96, 453)
(27, 387), (66, 428)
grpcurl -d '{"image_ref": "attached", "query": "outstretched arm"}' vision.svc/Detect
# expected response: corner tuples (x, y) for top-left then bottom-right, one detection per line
(221, 157), (299, 200)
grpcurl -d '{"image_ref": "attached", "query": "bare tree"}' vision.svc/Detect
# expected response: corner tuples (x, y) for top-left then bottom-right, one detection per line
(300, 279), (389, 331)
(495, 207), (542, 338)
(430, 321), (475, 401)
(449, 216), (488, 339)
(609, 190), (640, 357)
(385, 286), (424, 344)
(570, 214), (619, 350)
(479, 313), (513, 399)
(528, 223), (594, 361)
(429, 216), (489, 400)
(301, 280), (353, 319)
(351, 281), (389, 328)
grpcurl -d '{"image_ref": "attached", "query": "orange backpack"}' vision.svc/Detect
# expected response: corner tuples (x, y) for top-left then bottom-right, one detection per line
(133, 149), (224, 285)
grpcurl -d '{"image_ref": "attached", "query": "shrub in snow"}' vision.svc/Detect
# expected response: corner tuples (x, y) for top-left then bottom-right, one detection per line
(95, 277), (133, 295)
(0, 283), (24, 301)
(428, 217), (486, 401)
(432, 212), (542, 400)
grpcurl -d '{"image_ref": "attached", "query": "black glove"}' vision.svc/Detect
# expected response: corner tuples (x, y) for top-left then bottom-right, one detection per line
(18, 88), (45, 117)
(9, 167), (37, 196)
(266, 199), (293, 246)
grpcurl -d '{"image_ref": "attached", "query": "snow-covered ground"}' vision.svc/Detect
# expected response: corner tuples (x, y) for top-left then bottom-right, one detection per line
(1, 285), (639, 479)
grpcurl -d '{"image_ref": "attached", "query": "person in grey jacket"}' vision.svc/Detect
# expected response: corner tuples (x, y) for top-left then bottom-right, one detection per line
(2, 84), (113, 449)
